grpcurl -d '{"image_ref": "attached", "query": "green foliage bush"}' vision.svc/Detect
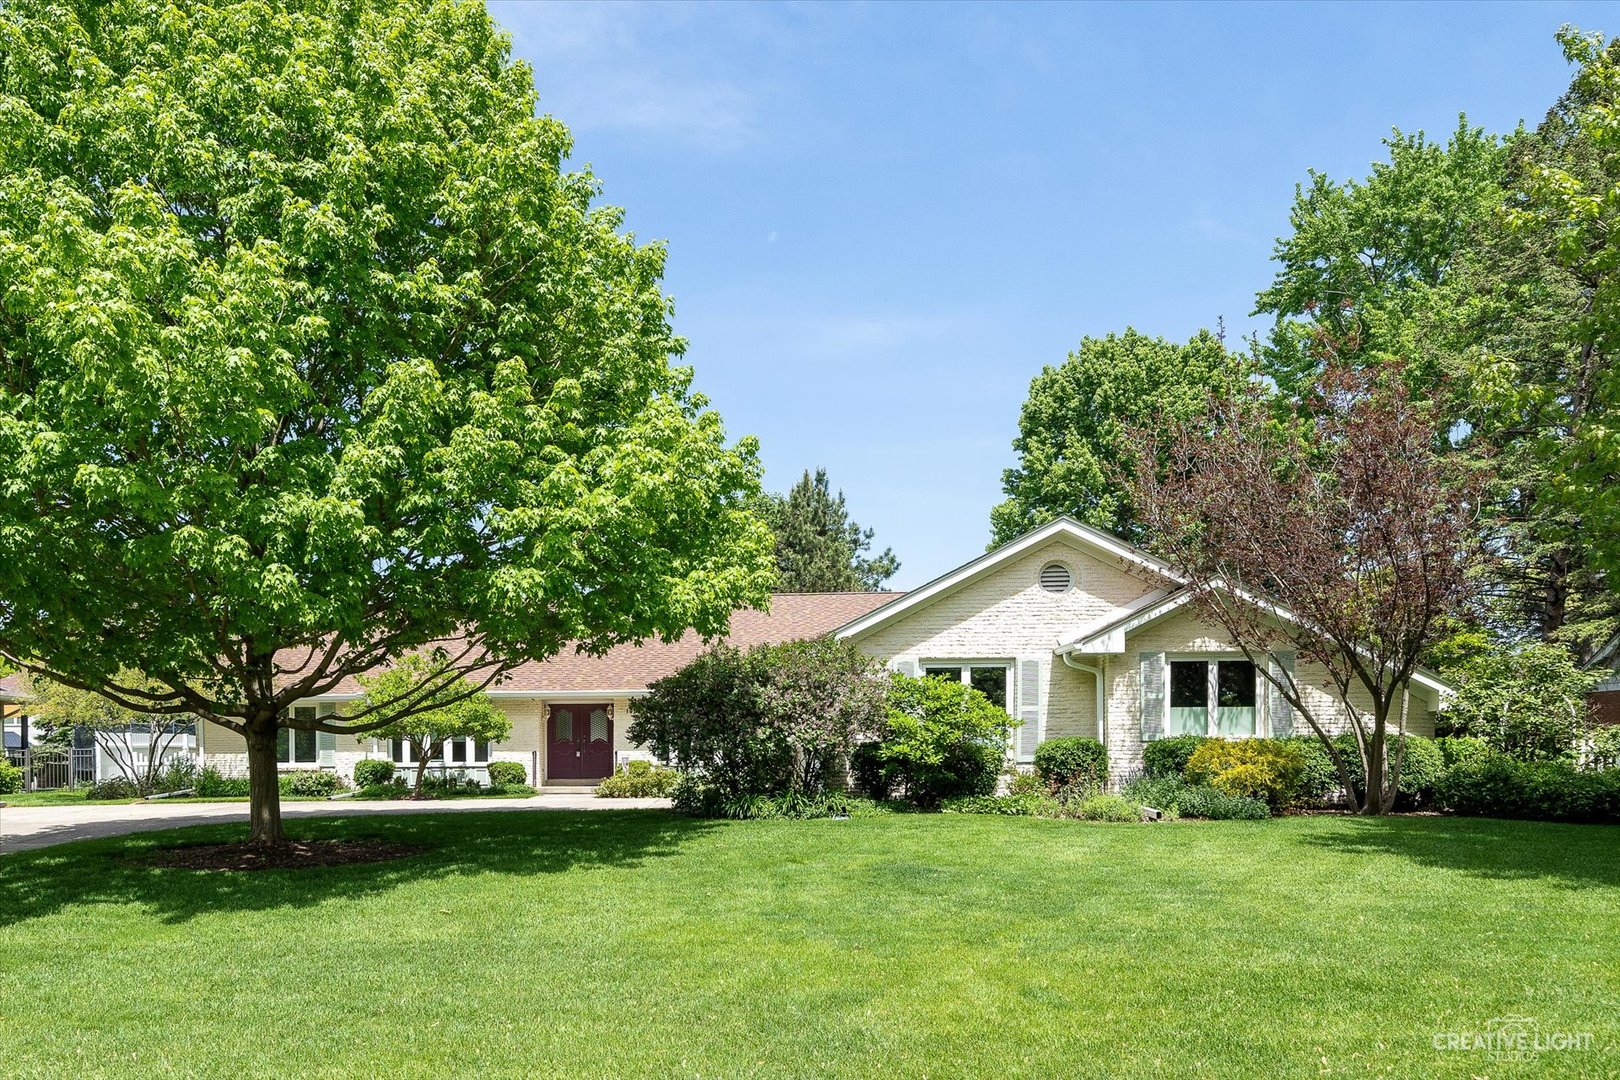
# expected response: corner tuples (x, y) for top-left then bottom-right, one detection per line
(596, 760), (679, 798)
(1332, 733), (1444, 809)
(1587, 727), (1620, 770)
(1004, 769), (1046, 796)
(632, 639), (888, 804)
(420, 773), (483, 797)
(1185, 739), (1307, 807)
(1075, 793), (1141, 822)
(942, 792), (1059, 816)
(279, 770), (347, 797)
(152, 757), (198, 794)
(355, 781), (406, 800)
(0, 761), (22, 795)
(1439, 643), (1598, 761)
(1435, 753), (1620, 823)
(352, 760), (396, 787)
(1435, 735), (1494, 768)
(865, 673), (1014, 809)
(1034, 737), (1108, 793)
(1122, 775), (1269, 820)
(1283, 736), (1342, 802)
(85, 776), (140, 800)
(719, 790), (856, 820)
(1143, 734), (1210, 778)
(194, 767), (250, 797)
(486, 761), (528, 788)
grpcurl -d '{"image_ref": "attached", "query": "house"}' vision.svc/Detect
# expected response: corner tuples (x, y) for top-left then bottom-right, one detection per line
(0, 673), (199, 786)
(196, 516), (1450, 786)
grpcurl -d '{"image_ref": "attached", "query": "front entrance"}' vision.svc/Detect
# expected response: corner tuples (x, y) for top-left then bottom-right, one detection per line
(547, 703), (613, 780)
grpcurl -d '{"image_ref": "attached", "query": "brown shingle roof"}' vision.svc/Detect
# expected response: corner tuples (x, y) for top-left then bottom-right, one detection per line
(318, 591), (904, 696)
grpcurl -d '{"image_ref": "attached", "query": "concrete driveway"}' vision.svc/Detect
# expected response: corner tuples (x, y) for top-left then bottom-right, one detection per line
(0, 793), (672, 854)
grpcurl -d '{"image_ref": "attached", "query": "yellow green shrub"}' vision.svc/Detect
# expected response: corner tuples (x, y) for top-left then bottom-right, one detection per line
(1185, 739), (1307, 808)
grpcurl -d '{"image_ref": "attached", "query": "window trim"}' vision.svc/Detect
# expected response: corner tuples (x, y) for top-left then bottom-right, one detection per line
(391, 735), (492, 767)
(1164, 654), (1260, 738)
(277, 706), (322, 766)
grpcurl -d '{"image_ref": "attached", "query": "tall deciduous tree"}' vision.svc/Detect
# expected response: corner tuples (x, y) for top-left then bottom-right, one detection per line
(991, 329), (1244, 547)
(1124, 363), (1486, 815)
(357, 654), (511, 796)
(1253, 120), (1508, 402)
(0, 0), (774, 845)
(757, 469), (899, 591)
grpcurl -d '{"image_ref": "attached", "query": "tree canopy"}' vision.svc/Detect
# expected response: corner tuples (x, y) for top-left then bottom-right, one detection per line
(756, 468), (899, 591)
(990, 329), (1244, 547)
(0, 0), (774, 843)
(356, 653), (511, 794)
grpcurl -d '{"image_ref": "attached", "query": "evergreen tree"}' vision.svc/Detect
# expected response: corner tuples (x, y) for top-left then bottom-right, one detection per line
(758, 470), (899, 592)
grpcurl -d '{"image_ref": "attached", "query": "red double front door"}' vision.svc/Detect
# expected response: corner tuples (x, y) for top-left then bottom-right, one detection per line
(548, 704), (613, 780)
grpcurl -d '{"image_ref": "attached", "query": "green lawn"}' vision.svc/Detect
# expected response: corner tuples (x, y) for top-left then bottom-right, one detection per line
(1, 813), (1616, 1079)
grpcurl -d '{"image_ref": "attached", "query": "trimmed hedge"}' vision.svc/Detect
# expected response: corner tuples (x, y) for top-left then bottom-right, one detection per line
(1435, 753), (1620, 823)
(1034, 737), (1108, 792)
(280, 770), (347, 797)
(1185, 739), (1306, 808)
(1142, 735), (1209, 778)
(486, 760), (528, 788)
(0, 761), (21, 795)
(353, 760), (396, 787)
(597, 760), (679, 798)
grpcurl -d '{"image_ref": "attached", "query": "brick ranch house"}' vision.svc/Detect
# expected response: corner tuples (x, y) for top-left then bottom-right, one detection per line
(186, 517), (1451, 787)
(6, 518), (1452, 786)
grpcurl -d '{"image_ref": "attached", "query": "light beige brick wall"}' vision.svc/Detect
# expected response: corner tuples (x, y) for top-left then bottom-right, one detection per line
(1102, 608), (1438, 776)
(848, 537), (1161, 758)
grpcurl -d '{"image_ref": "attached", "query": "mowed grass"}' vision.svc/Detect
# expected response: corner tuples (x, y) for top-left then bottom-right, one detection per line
(1, 812), (1617, 1079)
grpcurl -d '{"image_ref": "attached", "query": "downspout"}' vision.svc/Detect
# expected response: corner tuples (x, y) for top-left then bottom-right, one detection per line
(1060, 651), (1107, 745)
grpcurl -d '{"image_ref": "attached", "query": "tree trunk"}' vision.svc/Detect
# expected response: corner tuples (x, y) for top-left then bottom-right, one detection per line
(413, 739), (433, 796)
(245, 718), (286, 847)
(1360, 712), (1388, 817)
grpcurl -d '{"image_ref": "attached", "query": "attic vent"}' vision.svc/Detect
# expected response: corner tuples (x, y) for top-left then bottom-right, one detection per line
(1039, 562), (1072, 593)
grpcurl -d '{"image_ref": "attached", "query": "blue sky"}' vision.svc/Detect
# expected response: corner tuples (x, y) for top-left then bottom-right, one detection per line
(489, 0), (1615, 589)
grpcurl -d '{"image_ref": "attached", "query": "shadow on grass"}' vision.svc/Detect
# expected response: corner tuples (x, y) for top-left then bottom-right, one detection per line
(0, 809), (719, 927)
(1295, 814), (1620, 888)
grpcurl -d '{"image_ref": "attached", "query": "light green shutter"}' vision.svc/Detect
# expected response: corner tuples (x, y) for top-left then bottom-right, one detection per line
(1140, 652), (1166, 742)
(1017, 659), (1041, 760)
(1268, 651), (1296, 737)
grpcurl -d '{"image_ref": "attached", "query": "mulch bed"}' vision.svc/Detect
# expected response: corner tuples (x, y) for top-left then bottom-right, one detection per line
(145, 839), (427, 872)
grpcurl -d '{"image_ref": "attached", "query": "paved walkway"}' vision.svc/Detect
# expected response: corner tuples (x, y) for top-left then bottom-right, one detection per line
(0, 794), (672, 853)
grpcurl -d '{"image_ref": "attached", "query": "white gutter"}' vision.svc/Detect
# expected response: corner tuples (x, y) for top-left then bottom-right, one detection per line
(1060, 652), (1107, 744)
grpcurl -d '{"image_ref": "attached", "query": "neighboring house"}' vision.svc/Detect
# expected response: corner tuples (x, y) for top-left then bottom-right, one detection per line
(1585, 632), (1620, 728)
(0, 673), (198, 784)
(197, 517), (1451, 786)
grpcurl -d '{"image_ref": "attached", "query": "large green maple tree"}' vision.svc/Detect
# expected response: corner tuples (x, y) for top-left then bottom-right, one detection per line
(0, 0), (773, 843)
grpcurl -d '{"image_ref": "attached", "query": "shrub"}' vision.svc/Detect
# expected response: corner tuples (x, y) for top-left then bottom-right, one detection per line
(1587, 726), (1620, 770)
(1185, 739), (1307, 808)
(865, 673), (1014, 809)
(1435, 735), (1493, 768)
(719, 790), (855, 820)
(1332, 733), (1444, 809)
(1004, 768), (1046, 796)
(1122, 775), (1268, 820)
(278, 770), (347, 798)
(943, 792), (1059, 816)
(597, 760), (680, 798)
(352, 759), (396, 787)
(1034, 737), (1108, 793)
(355, 781), (406, 800)
(1075, 793), (1141, 822)
(0, 761), (22, 795)
(420, 773), (482, 797)
(85, 776), (140, 800)
(1282, 736), (1342, 803)
(1435, 753), (1620, 823)
(193, 767), (250, 797)
(486, 760), (528, 788)
(670, 774), (726, 817)
(1142, 734), (1210, 778)
(1439, 643), (1598, 761)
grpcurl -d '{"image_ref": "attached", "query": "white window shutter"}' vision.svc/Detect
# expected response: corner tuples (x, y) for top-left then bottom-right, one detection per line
(1139, 652), (1166, 741)
(1268, 651), (1296, 737)
(892, 659), (916, 678)
(1017, 659), (1041, 759)
(317, 702), (337, 767)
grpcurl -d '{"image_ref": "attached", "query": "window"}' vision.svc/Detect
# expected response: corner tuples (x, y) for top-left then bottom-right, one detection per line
(277, 706), (320, 764)
(392, 736), (490, 766)
(1168, 659), (1257, 737)
(1039, 562), (1073, 592)
(922, 664), (1009, 710)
